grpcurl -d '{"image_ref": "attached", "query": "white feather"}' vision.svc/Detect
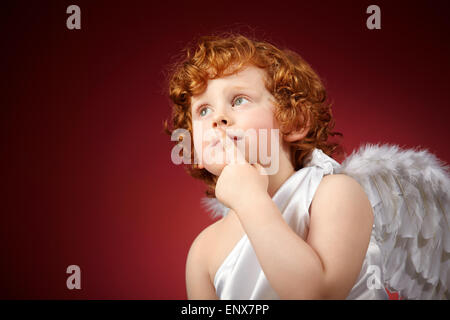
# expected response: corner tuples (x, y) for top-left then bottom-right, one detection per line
(337, 143), (450, 299)
(201, 197), (230, 219)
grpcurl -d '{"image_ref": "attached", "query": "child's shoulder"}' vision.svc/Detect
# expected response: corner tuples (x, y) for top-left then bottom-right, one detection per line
(188, 218), (224, 258)
(314, 173), (366, 200)
(312, 173), (369, 207)
(187, 210), (245, 284)
(310, 173), (374, 225)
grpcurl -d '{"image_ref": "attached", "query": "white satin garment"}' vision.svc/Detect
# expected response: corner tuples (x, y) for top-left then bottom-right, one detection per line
(213, 148), (389, 300)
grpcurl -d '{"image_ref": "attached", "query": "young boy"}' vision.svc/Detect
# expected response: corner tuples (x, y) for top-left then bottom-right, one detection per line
(165, 33), (385, 299)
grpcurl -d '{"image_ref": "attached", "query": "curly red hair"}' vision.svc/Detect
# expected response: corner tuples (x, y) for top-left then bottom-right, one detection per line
(164, 33), (343, 197)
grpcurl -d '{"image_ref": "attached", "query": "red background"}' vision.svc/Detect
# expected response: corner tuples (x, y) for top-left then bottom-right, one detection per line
(1, 0), (449, 299)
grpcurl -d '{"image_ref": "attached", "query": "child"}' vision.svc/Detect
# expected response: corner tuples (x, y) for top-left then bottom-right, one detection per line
(164, 33), (450, 299)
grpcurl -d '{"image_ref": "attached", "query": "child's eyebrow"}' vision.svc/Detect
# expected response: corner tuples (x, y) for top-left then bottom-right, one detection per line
(220, 85), (256, 99)
(228, 85), (252, 92)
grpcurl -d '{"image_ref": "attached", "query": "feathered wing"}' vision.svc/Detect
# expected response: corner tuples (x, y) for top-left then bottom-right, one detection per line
(336, 143), (450, 299)
(201, 196), (230, 219)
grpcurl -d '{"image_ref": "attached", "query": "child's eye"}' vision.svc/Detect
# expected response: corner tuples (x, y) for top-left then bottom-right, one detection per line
(232, 96), (249, 107)
(199, 106), (212, 117)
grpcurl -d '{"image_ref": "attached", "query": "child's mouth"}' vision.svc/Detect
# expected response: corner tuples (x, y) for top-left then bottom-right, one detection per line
(211, 139), (221, 147)
(226, 132), (243, 142)
(210, 134), (242, 148)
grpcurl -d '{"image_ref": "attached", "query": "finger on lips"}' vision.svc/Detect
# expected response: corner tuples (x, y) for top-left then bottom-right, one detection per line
(224, 135), (246, 164)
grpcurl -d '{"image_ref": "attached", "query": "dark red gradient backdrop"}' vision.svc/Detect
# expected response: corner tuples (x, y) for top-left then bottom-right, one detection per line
(1, 0), (449, 299)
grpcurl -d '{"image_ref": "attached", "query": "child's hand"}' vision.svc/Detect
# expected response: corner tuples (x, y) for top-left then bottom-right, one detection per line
(215, 138), (269, 211)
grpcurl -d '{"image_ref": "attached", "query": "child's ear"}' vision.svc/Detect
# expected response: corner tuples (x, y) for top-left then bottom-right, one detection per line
(283, 112), (311, 142)
(283, 125), (309, 142)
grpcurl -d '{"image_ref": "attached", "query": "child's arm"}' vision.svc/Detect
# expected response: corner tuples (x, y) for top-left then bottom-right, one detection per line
(185, 226), (219, 299)
(216, 164), (374, 299)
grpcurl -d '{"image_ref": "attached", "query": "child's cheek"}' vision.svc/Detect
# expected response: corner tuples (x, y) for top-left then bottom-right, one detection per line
(239, 108), (280, 163)
(240, 107), (277, 131)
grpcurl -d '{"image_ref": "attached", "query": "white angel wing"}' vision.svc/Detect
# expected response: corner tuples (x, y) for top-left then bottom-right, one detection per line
(201, 196), (230, 219)
(336, 143), (450, 299)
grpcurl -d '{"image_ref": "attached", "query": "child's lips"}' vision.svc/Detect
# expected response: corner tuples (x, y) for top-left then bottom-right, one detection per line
(226, 131), (244, 142)
(211, 138), (222, 148)
(210, 134), (242, 148)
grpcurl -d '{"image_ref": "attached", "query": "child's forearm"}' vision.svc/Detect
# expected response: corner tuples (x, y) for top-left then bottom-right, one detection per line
(233, 193), (327, 299)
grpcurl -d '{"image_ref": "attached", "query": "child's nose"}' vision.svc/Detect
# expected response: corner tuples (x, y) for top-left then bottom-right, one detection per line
(212, 115), (231, 129)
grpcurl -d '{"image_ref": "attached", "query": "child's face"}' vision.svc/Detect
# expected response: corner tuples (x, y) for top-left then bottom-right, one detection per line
(191, 65), (284, 176)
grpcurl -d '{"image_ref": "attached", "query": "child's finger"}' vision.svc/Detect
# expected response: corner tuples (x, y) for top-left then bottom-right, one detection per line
(252, 162), (268, 175)
(224, 135), (246, 164)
